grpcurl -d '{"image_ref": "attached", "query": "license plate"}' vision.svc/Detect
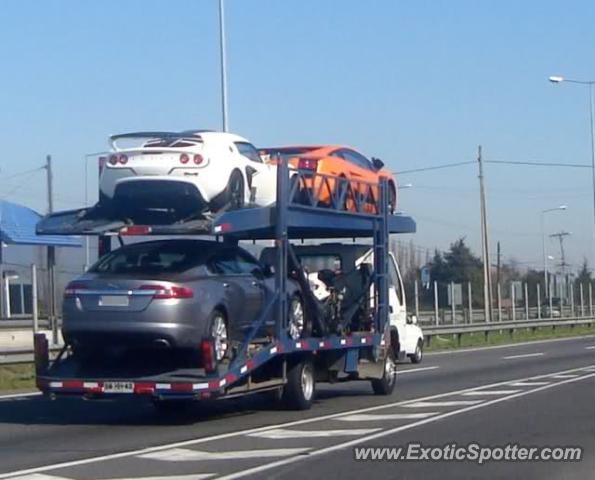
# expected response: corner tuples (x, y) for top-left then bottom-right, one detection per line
(99, 295), (129, 307)
(103, 381), (134, 393)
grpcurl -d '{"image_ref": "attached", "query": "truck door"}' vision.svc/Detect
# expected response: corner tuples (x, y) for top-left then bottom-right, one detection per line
(388, 253), (408, 351)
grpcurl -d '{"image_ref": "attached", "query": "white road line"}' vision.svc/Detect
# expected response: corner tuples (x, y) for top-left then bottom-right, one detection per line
(10, 475), (215, 480)
(247, 428), (378, 439)
(462, 389), (520, 396)
(218, 372), (595, 480)
(404, 400), (483, 408)
(0, 392), (40, 401)
(398, 366), (439, 374)
(509, 381), (550, 387)
(502, 352), (544, 360)
(336, 413), (440, 422)
(585, 346), (595, 350)
(138, 447), (309, 461)
(1, 364), (593, 480)
(551, 374), (579, 379)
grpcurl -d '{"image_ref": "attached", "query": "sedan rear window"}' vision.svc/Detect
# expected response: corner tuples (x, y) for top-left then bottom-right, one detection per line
(90, 241), (208, 275)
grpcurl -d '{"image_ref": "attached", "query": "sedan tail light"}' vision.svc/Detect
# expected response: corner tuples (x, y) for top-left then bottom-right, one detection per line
(179, 153), (190, 164)
(108, 155), (118, 166)
(64, 282), (89, 298)
(139, 284), (194, 299)
(297, 158), (318, 171)
(193, 154), (204, 165)
(118, 154), (128, 165)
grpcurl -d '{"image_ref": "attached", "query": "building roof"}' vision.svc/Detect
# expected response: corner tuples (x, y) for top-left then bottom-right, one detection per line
(0, 200), (81, 247)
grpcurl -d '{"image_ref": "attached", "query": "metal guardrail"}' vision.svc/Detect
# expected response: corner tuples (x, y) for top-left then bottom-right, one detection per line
(423, 316), (595, 346)
(0, 346), (62, 365)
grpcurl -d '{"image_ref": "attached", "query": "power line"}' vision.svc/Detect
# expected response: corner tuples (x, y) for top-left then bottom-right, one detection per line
(485, 159), (592, 168)
(0, 166), (44, 181)
(394, 160), (475, 175)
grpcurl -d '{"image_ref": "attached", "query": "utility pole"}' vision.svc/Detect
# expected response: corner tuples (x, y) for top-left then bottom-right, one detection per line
(496, 241), (501, 290)
(44, 155), (58, 344)
(478, 146), (493, 322)
(550, 231), (571, 303)
(218, 0), (229, 132)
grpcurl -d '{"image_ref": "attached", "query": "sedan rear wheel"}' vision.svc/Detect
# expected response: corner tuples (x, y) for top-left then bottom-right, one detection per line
(211, 311), (229, 362)
(228, 171), (245, 210)
(288, 295), (305, 340)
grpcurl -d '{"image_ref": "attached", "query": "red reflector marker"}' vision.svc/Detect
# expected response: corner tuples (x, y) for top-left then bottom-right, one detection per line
(120, 225), (152, 235)
(297, 158), (318, 170)
(201, 340), (215, 373)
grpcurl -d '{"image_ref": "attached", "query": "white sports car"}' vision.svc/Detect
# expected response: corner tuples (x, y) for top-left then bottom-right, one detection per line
(99, 130), (277, 222)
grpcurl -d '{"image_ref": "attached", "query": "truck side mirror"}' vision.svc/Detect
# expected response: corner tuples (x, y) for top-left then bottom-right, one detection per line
(407, 315), (418, 325)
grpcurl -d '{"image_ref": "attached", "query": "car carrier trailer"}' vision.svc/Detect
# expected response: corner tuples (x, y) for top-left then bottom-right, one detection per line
(34, 156), (416, 410)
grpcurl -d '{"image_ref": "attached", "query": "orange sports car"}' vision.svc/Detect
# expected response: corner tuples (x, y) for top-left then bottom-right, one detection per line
(260, 145), (397, 213)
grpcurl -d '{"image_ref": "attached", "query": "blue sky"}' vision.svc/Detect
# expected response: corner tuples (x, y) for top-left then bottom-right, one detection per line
(1, 0), (595, 270)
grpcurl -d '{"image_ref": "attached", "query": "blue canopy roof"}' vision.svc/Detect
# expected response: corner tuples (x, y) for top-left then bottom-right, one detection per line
(0, 200), (81, 247)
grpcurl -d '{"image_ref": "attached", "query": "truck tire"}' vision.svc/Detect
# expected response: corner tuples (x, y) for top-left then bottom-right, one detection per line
(409, 340), (423, 364)
(282, 358), (315, 410)
(371, 352), (396, 395)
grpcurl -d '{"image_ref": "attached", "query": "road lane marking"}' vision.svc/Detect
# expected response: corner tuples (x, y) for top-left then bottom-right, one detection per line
(138, 447), (309, 461)
(585, 346), (595, 350)
(336, 413), (440, 421)
(404, 400), (483, 408)
(551, 374), (579, 379)
(218, 372), (595, 480)
(398, 366), (439, 374)
(462, 389), (520, 396)
(0, 392), (40, 401)
(509, 381), (550, 386)
(247, 428), (379, 439)
(502, 352), (544, 360)
(2, 364), (593, 480)
(10, 475), (215, 480)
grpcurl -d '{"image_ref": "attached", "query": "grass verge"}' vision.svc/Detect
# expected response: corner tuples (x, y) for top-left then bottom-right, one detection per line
(425, 324), (595, 351)
(0, 363), (35, 392)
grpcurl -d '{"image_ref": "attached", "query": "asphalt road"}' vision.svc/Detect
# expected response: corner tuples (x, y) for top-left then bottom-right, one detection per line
(0, 335), (594, 479)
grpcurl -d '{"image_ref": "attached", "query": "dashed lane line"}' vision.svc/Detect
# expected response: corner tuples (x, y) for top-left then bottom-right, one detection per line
(403, 400), (483, 408)
(398, 366), (439, 374)
(336, 413), (440, 422)
(502, 352), (544, 360)
(217, 371), (595, 480)
(247, 428), (379, 439)
(138, 448), (309, 462)
(462, 389), (520, 396)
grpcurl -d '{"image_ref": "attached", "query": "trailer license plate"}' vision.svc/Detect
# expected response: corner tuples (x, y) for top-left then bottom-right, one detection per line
(99, 295), (129, 307)
(103, 382), (134, 393)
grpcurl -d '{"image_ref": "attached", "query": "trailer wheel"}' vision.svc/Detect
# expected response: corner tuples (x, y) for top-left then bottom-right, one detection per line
(371, 352), (396, 395)
(282, 359), (315, 410)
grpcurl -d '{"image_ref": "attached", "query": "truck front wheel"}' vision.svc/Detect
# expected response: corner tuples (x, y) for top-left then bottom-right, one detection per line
(371, 352), (396, 395)
(282, 359), (315, 410)
(409, 340), (423, 364)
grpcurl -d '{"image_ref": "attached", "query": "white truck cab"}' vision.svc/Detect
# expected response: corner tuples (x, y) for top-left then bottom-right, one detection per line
(357, 249), (424, 363)
(284, 243), (424, 364)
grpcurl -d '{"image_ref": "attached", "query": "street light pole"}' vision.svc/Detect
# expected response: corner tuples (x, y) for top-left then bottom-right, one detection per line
(218, 0), (229, 132)
(549, 75), (595, 268)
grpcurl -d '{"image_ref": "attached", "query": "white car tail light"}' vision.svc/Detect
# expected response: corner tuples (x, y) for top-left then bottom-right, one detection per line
(180, 153), (190, 164)
(193, 154), (204, 165)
